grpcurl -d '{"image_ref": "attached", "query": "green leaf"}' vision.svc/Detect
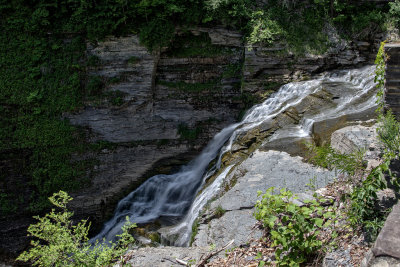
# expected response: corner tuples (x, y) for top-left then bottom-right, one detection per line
(314, 218), (324, 228)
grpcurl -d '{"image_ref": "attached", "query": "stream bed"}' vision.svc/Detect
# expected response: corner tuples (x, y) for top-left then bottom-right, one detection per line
(92, 65), (377, 246)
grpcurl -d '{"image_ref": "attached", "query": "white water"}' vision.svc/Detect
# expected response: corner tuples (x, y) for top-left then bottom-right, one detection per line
(92, 65), (377, 245)
(91, 123), (239, 242)
(165, 165), (235, 246)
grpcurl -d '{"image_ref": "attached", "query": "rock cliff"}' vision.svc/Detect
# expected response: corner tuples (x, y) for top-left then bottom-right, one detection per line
(0, 25), (385, 261)
(65, 27), (383, 233)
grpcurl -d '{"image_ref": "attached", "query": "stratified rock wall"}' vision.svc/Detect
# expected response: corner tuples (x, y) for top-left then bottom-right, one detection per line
(67, 29), (245, 228)
(66, 27), (382, 234)
(384, 43), (400, 118)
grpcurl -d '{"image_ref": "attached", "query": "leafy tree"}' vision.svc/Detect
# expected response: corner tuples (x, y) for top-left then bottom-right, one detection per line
(17, 191), (136, 266)
(389, 0), (400, 28)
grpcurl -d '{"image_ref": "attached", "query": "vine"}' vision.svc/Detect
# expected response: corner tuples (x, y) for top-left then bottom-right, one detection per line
(375, 41), (388, 113)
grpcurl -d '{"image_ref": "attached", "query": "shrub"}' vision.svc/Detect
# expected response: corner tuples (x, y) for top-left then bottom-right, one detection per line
(254, 188), (336, 266)
(17, 191), (136, 266)
(349, 110), (400, 241)
(306, 143), (365, 176)
(349, 162), (390, 241)
(377, 110), (400, 159)
(389, 0), (400, 29)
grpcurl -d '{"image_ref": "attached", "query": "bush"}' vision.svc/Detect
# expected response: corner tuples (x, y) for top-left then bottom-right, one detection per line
(306, 143), (365, 176)
(377, 110), (400, 159)
(254, 188), (336, 266)
(349, 110), (400, 241)
(349, 162), (390, 241)
(17, 191), (136, 266)
(389, 0), (400, 29)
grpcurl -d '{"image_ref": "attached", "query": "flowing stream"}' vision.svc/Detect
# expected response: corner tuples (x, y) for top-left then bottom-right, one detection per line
(92, 65), (377, 245)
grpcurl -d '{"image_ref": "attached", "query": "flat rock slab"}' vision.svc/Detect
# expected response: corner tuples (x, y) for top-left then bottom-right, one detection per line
(193, 150), (335, 248)
(373, 202), (400, 259)
(193, 209), (261, 248)
(211, 150), (335, 212)
(125, 246), (208, 267)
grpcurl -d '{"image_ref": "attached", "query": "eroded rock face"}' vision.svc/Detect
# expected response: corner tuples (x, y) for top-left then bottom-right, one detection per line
(69, 144), (194, 229)
(65, 26), (383, 230)
(3, 24), (385, 260)
(66, 31), (244, 229)
(242, 28), (380, 95)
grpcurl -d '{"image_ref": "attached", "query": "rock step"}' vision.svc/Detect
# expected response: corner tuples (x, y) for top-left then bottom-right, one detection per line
(125, 246), (209, 267)
(373, 202), (400, 259)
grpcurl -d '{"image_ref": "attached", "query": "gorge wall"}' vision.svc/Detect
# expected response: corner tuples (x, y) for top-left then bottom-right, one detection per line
(385, 43), (400, 118)
(69, 29), (384, 227)
(0, 25), (385, 261)
(66, 26), (383, 229)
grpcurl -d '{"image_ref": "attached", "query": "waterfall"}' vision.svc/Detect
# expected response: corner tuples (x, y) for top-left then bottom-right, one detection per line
(91, 123), (238, 243)
(92, 65), (377, 245)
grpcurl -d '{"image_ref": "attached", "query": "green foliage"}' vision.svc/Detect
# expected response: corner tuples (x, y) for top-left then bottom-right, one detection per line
(255, 188), (336, 266)
(107, 90), (127, 106)
(208, 0), (389, 55)
(349, 161), (391, 241)
(214, 205), (226, 217)
(222, 62), (242, 79)
(165, 32), (233, 58)
(344, 40), (399, 242)
(306, 143), (365, 176)
(377, 110), (400, 158)
(190, 218), (200, 246)
(375, 41), (387, 113)
(17, 191), (136, 266)
(178, 124), (202, 140)
(139, 19), (175, 52)
(305, 112), (399, 242)
(0, 20), (91, 211)
(127, 56), (140, 65)
(389, 0), (400, 29)
(246, 10), (283, 46)
(0, 193), (17, 215)
(348, 112), (400, 239)
(86, 76), (105, 97)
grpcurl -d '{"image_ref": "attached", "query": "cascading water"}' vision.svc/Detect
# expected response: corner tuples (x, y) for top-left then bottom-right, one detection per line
(92, 65), (377, 246)
(91, 123), (239, 242)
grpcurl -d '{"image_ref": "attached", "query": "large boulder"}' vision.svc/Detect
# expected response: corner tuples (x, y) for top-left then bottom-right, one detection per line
(192, 150), (336, 248)
(373, 203), (400, 259)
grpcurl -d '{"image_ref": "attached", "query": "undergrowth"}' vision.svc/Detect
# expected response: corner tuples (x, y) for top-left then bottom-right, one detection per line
(255, 188), (337, 266)
(17, 191), (136, 266)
